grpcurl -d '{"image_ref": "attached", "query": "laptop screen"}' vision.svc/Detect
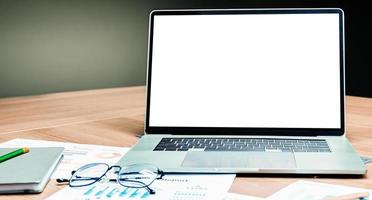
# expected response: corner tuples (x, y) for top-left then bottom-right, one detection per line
(147, 10), (343, 135)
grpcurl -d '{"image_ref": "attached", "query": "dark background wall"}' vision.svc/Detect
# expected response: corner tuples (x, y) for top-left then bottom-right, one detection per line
(0, 0), (371, 98)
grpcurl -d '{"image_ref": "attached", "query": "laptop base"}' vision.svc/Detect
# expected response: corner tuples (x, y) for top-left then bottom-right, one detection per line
(117, 135), (366, 175)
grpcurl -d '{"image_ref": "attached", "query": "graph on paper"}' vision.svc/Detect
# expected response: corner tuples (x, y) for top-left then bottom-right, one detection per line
(80, 185), (151, 199)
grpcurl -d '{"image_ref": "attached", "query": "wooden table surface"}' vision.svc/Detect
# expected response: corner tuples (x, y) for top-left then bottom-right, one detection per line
(1, 85), (372, 199)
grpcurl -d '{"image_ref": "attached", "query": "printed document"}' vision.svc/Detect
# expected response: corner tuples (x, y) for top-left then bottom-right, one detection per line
(267, 180), (371, 200)
(224, 192), (265, 200)
(47, 174), (235, 200)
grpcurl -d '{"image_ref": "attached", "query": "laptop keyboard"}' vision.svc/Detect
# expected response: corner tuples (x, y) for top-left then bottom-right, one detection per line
(153, 138), (331, 152)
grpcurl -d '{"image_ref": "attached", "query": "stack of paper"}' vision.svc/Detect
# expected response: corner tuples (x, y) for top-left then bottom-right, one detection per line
(267, 180), (372, 200)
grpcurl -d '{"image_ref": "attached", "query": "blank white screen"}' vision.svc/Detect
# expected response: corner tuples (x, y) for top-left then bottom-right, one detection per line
(149, 13), (341, 128)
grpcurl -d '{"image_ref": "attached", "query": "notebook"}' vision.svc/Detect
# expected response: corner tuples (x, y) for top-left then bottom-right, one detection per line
(0, 147), (64, 193)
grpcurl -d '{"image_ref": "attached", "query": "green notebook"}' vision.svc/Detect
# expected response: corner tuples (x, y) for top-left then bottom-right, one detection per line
(0, 147), (64, 193)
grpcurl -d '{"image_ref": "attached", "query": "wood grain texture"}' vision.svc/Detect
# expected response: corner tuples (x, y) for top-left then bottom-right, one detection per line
(0, 86), (372, 199)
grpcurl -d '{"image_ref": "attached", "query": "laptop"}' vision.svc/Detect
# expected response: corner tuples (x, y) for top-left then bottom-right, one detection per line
(117, 8), (367, 175)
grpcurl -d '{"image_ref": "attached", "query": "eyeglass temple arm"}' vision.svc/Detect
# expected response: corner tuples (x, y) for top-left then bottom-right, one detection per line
(147, 186), (156, 194)
(56, 178), (69, 183)
(157, 169), (164, 179)
(56, 178), (118, 183)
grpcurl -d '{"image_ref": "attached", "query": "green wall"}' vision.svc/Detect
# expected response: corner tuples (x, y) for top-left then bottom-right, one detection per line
(0, 0), (195, 97)
(5, 1), (370, 98)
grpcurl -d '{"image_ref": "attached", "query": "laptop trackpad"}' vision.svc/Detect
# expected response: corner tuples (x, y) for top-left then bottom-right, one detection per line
(182, 152), (296, 169)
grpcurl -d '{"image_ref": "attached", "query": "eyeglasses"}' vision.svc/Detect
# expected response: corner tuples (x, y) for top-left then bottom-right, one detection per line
(56, 163), (164, 194)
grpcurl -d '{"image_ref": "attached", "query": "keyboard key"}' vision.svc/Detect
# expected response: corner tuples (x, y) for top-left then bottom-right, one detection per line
(153, 138), (331, 152)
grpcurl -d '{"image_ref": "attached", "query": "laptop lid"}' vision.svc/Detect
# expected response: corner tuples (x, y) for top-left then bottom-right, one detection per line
(145, 8), (345, 136)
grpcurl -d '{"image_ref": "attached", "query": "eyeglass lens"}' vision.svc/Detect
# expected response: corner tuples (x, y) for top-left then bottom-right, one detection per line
(69, 163), (109, 187)
(118, 164), (159, 188)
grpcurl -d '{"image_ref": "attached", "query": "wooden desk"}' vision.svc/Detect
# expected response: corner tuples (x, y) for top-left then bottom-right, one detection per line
(1, 86), (372, 199)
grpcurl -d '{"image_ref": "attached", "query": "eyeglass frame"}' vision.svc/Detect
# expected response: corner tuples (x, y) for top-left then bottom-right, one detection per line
(57, 163), (164, 194)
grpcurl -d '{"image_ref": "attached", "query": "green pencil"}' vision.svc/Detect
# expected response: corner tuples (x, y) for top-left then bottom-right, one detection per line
(0, 147), (30, 163)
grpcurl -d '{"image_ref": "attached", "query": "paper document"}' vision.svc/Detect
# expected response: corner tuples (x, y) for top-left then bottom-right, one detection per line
(0, 138), (129, 179)
(267, 180), (371, 200)
(47, 174), (235, 200)
(224, 192), (265, 200)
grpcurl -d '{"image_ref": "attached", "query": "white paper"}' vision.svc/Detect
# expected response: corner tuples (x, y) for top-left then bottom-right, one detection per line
(223, 192), (265, 200)
(0, 138), (129, 179)
(47, 174), (236, 200)
(267, 180), (372, 200)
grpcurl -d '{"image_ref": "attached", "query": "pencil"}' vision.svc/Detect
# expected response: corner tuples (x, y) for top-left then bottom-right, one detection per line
(0, 147), (30, 163)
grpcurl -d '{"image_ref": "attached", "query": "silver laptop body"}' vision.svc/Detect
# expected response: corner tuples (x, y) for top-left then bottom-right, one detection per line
(118, 8), (366, 175)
